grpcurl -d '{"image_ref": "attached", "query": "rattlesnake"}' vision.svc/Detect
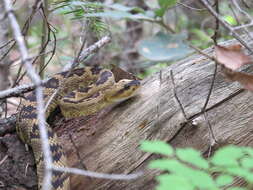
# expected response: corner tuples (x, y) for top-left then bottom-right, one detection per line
(16, 66), (141, 190)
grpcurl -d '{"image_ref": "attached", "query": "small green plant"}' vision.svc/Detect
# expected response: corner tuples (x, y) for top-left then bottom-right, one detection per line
(140, 140), (253, 190)
(51, 0), (179, 41)
(52, 0), (109, 36)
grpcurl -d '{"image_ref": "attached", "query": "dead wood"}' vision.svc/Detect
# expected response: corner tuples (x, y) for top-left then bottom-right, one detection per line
(1, 36), (253, 189)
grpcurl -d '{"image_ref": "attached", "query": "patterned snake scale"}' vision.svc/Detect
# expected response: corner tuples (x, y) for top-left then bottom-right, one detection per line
(16, 66), (141, 190)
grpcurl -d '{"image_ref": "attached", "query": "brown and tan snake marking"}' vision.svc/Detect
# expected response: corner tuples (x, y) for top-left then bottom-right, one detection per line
(16, 66), (141, 190)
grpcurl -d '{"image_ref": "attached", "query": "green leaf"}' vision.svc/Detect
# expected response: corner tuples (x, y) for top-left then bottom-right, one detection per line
(138, 32), (193, 62)
(149, 159), (218, 189)
(241, 157), (253, 169)
(176, 148), (209, 169)
(223, 15), (237, 26)
(106, 3), (133, 11)
(154, 8), (166, 17)
(155, 0), (178, 17)
(64, 8), (84, 16)
(149, 159), (185, 171)
(82, 10), (153, 21)
(215, 175), (234, 187)
(190, 28), (212, 43)
(140, 140), (174, 156)
(225, 167), (253, 183)
(211, 145), (244, 167)
(158, 0), (177, 9)
(52, 1), (104, 14)
(105, 3), (144, 13)
(242, 147), (253, 157)
(156, 174), (194, 190)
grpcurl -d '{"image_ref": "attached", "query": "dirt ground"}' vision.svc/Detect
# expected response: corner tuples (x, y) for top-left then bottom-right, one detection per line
(0, 133), (37, 190)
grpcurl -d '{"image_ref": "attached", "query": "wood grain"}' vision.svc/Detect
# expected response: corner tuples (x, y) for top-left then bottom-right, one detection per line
(56, 38), (253, 189)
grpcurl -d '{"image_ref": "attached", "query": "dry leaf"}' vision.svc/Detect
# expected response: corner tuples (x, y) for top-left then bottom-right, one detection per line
(233, 72), (253, 91)
(222, 66), (253, 91)
(214, 45), (252, 70)
(225, 44), (242, 51)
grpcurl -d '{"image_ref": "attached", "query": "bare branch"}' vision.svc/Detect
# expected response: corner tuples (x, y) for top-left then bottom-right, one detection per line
(0, 0), (11, 117)
(0, 36), (111, 100)
(0, 81), (45, 100)
(199, 0), (253, 53)
(170, 70), (188, 120)
(52, 166), (143, 180)
(63, 35), (112, 71)
(178, 1), (207, 11)
(231, 0), (253, 40)
(3, 1), (53, 189)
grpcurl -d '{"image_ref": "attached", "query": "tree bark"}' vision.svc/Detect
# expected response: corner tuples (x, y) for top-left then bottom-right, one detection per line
(1, 36), (253, 189)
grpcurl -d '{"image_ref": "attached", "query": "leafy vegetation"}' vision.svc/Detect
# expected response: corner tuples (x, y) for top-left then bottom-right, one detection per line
(49, 0), (253, 77)
(140, 141), (253, 190)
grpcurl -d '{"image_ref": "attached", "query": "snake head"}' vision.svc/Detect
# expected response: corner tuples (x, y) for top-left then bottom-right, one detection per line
(105, 79), (141, 103)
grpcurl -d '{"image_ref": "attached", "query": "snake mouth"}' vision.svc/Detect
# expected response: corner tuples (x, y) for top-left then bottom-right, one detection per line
(108, 79), (141, 103)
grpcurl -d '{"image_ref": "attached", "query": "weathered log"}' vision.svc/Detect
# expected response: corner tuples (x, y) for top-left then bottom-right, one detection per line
(1, 36), (253, 189)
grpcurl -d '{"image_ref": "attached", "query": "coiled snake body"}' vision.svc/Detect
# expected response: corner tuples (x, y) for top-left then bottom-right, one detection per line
(16, 66), (141, 190)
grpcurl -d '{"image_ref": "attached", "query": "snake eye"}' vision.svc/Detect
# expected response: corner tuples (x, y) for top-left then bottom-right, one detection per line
(124, 80), (141, 89)
(107, 79), (141, 103)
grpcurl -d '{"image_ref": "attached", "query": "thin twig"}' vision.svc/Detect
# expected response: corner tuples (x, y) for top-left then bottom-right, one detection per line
(170, 70), (188, 120)
(199, 0), (253, 53)
(156, 70), (162, 126)
(68, 134), (88, 170)
(0, 155), (8, 166)
(0, 0), (11, 118)
(212, 0), (219, 45)
(231, 0), (253, 41)
(3, 1), (52, 190)
(4, 0), (42, 86)
(201, 63), (217, 113)
(0, 82), (44, 100)
(25, 163), (30, 177)
(178, 1), (207, 11)
(0, 36), (111, 101)
(78, 36), (111, 63)
(202, 0), (219, 113)
(9, 50), (53, 67)
(52, 165), (143, 180)
(38, 22), (57, 75)
(233, 21), (253, 30)
(0, 0), (42, 63)
(203, 112), (217, 148)
(14, 8), (57, 85)
(188, 44), (215, 61)
(39, 0), (49, 78)
(4, 100), (7, 118)
(45, 35), (111, 111)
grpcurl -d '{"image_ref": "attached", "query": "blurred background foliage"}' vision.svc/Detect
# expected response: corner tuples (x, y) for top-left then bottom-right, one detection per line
(11, 0), (253, 79)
